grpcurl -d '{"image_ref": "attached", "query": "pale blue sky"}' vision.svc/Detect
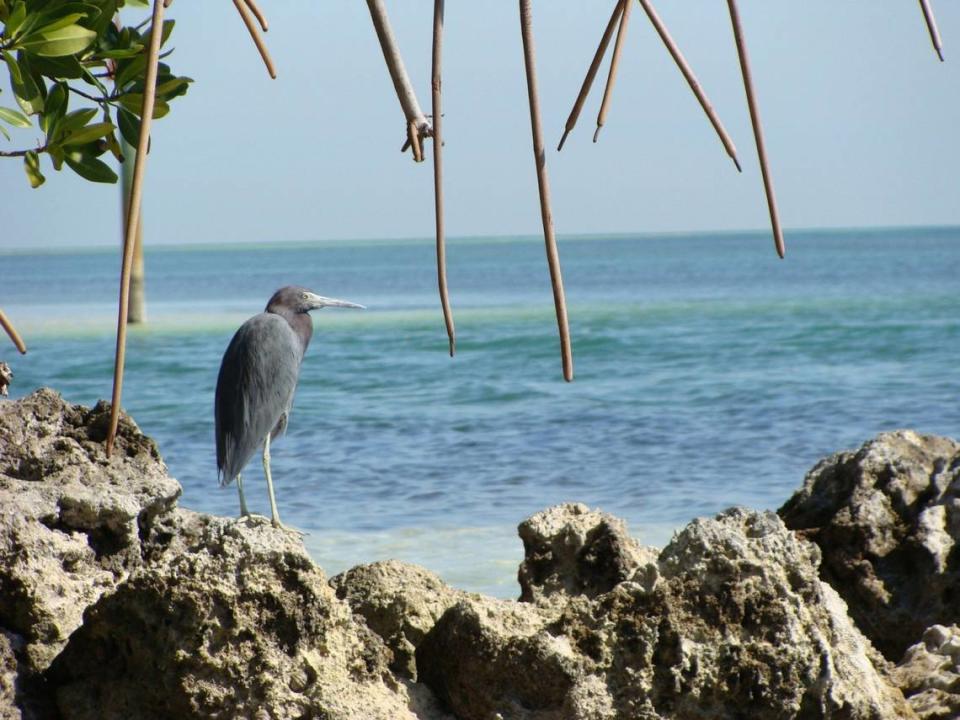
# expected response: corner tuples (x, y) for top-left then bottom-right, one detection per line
(1, 1), (958, 249)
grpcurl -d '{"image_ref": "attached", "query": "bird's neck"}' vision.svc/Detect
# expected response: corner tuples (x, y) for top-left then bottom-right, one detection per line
(282, 311), (313, 358)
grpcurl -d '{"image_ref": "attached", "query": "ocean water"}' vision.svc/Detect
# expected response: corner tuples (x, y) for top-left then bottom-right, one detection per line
(2, 228), (958, 596)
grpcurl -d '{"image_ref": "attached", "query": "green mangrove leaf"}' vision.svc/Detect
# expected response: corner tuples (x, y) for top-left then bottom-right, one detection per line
(116, 106), (139, 146)
(0, 104), (31, 127)
(20, 24), (97, 57)
(64, 149), (117, 183)
(23, 149), (45, 188)
(61, 120), (113, 146)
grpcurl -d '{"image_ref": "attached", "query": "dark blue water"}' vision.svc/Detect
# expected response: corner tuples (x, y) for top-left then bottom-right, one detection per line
(3, 228), (958, 595)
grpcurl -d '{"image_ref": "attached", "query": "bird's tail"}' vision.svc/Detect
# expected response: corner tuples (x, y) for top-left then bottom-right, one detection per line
(218, 467), (235, 488)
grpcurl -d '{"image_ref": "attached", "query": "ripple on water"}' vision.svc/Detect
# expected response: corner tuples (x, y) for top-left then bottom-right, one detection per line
(5, 229), (959, 595)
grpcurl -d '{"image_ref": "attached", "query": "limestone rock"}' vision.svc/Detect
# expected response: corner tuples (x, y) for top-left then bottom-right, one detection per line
(417, 596), (589, 720)
(418, 506), (915, 720)
(518, 502), (659, 605)
(0, 392), (938, 720)
(779, 430), (960, 660)
(1, 390), (446, 720)
(48, 515), (426, 720)
(0, 363), (12, 397)
(893, 624), (960, 720)
(331, 560), (464, 680)
(647, 509), (909, 719)
(1, 631), (21, 720)
(0, 389), (180, 675)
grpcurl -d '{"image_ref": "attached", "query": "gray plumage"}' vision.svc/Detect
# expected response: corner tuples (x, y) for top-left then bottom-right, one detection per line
(215, 285), (363, 527)
(216, 311), (301, 485)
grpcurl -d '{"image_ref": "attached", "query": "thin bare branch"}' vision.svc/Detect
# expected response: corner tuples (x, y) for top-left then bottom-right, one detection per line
(918, 0), (944, 61)
(0, 146), (46, 158)
(433, 0), (455, 356)
(637, 0), (742, 172)
(726, 0), (785, 259)
(0, 309), (27, 355)
(243, 0), (269, 32)
(594, 0), (633, 143)
(367, 0), (433, 160)
(106, 0), (166, 456)
(232, 0), (276, 79)
(519, 0), (573, 383)
(557, 0), (623, 152)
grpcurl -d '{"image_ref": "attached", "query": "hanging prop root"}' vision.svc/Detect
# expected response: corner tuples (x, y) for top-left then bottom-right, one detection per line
(726, 0), (785, 258)
(519, 0), (573, 382)
(594, 0), (633, 143)
(232, 0), (277, 78)
(0, 309), (27, 355)
(242, 0), (269, 32)
(637, 0), (741, 172)
(918, 0), (944, 61)
(407, 120), (424, 162)
(106, 0), (166, 457)
(558, 0), (623, 151)
(367, 0), (433, 161)
(432, 0), (456, 356)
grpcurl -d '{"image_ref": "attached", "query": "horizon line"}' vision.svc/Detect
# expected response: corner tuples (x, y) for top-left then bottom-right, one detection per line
(1, 222), (957, 256)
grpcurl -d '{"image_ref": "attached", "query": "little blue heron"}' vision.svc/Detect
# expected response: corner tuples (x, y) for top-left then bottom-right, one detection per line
(215, 286), (364, 529)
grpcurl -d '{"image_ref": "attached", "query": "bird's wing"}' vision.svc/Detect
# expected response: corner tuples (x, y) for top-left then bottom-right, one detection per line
(215, 313), (302, 485)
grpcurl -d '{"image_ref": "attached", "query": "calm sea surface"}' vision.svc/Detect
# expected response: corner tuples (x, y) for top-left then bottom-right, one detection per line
(2, 228), (958, 596)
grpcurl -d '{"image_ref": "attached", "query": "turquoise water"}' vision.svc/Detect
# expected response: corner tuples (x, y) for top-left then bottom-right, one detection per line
(3, 228), (959, 596)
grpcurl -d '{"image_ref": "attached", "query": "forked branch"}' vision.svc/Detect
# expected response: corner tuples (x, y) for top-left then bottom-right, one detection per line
(557, 0), (623, 151)
(243, 0), (269, 32)
(367, 0), (433, 161)
(232, 0), (277, 78)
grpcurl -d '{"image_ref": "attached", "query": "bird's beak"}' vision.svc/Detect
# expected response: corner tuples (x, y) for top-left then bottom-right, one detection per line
(306, 292), (365, 310)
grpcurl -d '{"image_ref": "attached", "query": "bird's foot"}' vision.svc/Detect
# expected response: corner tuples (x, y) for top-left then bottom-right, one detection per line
(271, 518), (307, 537)
(236, 514), (306, 537)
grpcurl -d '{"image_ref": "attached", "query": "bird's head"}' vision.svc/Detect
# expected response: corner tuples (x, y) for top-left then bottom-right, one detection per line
(266, 286), (365, 315)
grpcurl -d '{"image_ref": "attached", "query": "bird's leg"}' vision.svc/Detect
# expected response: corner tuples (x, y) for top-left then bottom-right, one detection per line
(263, 432), (282, 529)
(258, 433), (305, 536)
(236, 473), (251, 517)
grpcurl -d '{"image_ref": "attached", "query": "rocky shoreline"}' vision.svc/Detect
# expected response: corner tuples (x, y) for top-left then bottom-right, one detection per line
(1, 389), (958, 719)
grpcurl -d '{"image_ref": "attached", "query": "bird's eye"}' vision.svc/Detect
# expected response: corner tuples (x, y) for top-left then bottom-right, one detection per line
(300, 292), (308, 300)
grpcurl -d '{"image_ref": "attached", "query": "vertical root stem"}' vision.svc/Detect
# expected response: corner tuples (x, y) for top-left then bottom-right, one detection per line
(433, 0), (455, 355)
(106, 0), (166, 456)
(520, 0), (573, 382)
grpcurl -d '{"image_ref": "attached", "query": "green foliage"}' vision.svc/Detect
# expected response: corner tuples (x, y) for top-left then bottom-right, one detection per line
(0, 0), (192, 187)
